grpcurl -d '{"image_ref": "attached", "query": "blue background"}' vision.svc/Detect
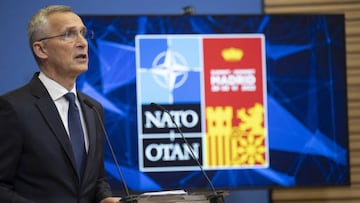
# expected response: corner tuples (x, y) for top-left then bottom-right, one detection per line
(0, 1), (267, 202)
(78, 15), (349, 194)
(0, 0), (261, 95)
(1, 1), (348, 202)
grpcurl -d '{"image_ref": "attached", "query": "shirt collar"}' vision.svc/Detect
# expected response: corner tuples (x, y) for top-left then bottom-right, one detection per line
(38, 72), (77, 101)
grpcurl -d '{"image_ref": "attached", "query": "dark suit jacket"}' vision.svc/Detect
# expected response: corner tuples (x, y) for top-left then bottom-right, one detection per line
(0, 73), (113, 203)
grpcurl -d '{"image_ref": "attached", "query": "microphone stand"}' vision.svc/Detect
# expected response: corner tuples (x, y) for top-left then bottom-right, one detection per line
(150, 103), (225, 203)
(97, 110), (138, 203)
(84, 100), (138, 203)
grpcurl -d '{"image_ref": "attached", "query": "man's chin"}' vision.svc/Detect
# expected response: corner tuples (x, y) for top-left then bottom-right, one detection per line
(78, 65), (88, 73)
(72, 66), (88, 77)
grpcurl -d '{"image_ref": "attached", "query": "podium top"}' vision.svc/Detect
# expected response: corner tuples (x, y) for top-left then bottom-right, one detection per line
(129, 190), (227, 203)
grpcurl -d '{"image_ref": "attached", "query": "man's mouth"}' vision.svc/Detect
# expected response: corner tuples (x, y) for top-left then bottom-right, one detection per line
(75, 54), (87, 59)
(74, 54), (87, 62)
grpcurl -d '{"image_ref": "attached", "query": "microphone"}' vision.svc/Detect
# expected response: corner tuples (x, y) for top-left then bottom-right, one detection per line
(150, 102), (225, 203)
(83, 99), (138, 203)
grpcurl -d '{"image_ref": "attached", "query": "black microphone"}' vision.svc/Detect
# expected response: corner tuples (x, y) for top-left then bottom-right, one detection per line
(150, 102), (225, 203)
(83, 99), (138, 203)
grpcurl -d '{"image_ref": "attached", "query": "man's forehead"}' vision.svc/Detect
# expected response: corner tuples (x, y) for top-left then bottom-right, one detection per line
(47, 12), (85, 30)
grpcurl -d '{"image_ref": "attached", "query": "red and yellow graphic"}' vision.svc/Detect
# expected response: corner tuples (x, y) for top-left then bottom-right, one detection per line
(203, 36), (268, 168)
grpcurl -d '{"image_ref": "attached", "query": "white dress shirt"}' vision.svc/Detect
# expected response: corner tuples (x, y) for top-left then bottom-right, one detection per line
(38, 72), (89, 152)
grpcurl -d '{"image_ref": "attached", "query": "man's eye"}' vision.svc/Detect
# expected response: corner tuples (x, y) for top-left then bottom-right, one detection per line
(65, 30), (77, 39)
(80, 30), (87, 37)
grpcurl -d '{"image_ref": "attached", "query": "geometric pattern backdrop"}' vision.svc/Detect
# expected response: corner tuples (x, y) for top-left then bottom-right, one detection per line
(78, 15), (349, 193)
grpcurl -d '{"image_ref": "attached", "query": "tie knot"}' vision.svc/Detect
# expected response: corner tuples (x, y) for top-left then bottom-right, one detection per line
(64, 92), (76, 104)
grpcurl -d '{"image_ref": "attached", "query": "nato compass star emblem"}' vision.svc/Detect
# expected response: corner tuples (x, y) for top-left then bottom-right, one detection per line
(151, 48), (190, 103)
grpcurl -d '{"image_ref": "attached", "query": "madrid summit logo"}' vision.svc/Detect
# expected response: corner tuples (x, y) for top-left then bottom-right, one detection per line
(136, 34), (269, 172)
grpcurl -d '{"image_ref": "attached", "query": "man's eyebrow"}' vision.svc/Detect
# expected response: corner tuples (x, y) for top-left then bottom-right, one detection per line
(62, 26), (86, 31)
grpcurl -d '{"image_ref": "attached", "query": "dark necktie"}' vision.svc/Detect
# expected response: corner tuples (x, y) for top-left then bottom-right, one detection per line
(64, 92), (86, 177)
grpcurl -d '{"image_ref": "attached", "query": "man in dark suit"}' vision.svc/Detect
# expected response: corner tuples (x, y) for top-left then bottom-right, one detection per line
(0, 5), (121, 203)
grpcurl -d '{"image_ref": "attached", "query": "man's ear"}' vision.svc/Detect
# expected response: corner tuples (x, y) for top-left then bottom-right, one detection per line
(32, 41), (48, 59)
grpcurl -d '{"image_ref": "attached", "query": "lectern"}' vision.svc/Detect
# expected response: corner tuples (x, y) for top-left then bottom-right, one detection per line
(121, 190), (227, 203)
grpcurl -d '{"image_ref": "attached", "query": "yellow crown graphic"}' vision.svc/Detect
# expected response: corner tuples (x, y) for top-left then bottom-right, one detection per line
(221, 47), (244, 62)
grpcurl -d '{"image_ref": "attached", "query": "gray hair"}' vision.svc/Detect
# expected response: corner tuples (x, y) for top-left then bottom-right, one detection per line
(27, 5), (72, 51)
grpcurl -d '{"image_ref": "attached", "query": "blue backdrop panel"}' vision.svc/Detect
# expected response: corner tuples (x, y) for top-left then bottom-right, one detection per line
(77, 15), (349, 194)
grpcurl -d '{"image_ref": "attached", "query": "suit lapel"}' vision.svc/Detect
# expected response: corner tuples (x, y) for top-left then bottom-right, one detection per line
(35, 98), (76, 164)
(29, 74), (79, 179)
